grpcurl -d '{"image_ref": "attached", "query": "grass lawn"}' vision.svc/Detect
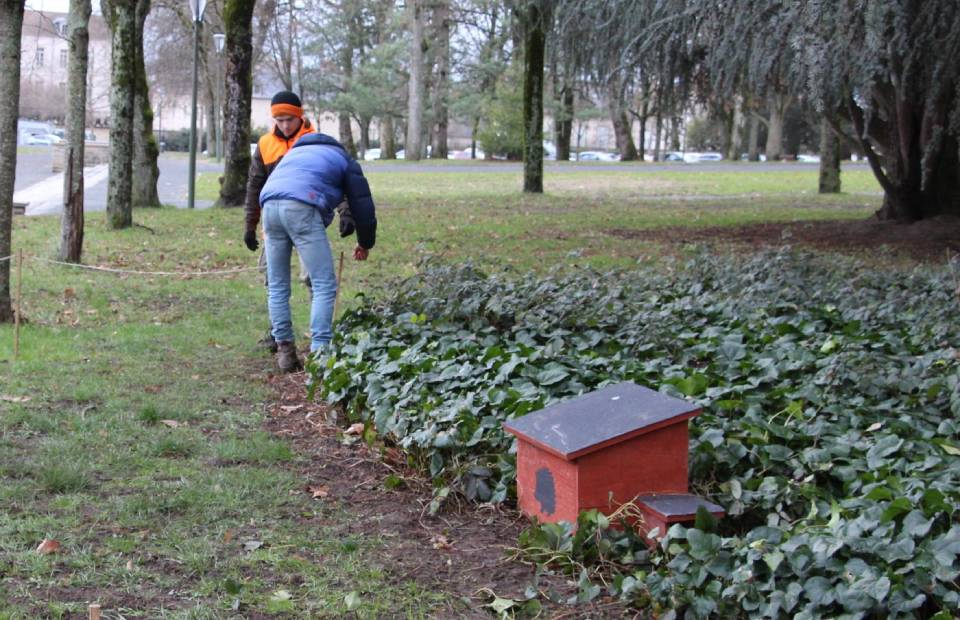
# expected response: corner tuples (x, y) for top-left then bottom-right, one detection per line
(1, 166), (881, 617)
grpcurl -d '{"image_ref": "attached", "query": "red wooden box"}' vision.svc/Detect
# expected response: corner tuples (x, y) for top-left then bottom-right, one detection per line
(503, 382), (701, 525)
(635, 493), (726, 542)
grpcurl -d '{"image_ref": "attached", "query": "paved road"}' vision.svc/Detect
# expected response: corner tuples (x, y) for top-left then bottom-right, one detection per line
(14, 147), (869, 216)
(14, 148), (222, 215)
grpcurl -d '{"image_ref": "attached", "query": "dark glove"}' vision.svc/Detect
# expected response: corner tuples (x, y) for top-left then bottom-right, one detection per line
(244, 230), (259, 252)
(336, 200), (355, 238)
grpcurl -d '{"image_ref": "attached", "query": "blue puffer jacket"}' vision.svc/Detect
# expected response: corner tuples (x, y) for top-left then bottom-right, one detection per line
(259, 132), (378, 249)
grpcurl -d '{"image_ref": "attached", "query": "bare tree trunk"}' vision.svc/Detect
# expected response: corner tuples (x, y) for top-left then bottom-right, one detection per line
(670, 115), (681, 151)
(338, 26), (356, 159)
(725, 96), (742, 161)
(555, 83), (573, 162)
(765, 93), (790, 161)
(104, 0), (137, 229)
(204, 89), (215, 158)
(0, 0), (25, 322)
(653, 106), (662, 161)
(405, 0), (426, 161)
(818, 117), (841, 193)
(60, 0), (92, 262)
(358, 115), (370, 155)
(430, 0), (450, 159)
(132, 0), (159, 207)
(747, 112), (761, 161)
(217, 0), (256, 207)
(380, 115), (396, 159)
(521, 0), (548, 193)
(607, 79), (638, 161)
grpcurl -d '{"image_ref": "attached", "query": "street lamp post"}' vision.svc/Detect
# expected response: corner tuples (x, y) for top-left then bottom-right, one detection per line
(187, 0), (207, 209)
(213, 32), (225, 163)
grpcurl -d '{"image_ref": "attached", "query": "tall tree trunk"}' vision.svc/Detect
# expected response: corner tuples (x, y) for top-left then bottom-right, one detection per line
(0, 0), (25, 322)
(747, 112), (761, 161)
(405, 0), (426, 161)
(380, 115), (396, 159)
(818, 118), (841, 193)
(217, 0), (256, 207)
(358, 115), (370, 156)
(430, 0), (450, 159)
(670, 115), (682, 151)
(607, 79), (638, 161)
(60, 0), (91, 263)
(132, 0), (159, 207)
(870, 133), (960, 221)
(765, 93), (790, 161)
(338, 28), (356, 159)
(725, 96), (742, 161)
(653, 106), (662, 161)
(555, 83), (573, 162)
(521, 1), (548, 193)
(104, 0), (137, 229)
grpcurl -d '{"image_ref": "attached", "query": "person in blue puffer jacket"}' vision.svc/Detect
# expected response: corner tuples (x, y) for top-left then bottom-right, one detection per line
(254, 132), (377, 373)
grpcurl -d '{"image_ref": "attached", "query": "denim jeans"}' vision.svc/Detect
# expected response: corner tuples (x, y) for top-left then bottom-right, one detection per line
(262, 199), (337, 352)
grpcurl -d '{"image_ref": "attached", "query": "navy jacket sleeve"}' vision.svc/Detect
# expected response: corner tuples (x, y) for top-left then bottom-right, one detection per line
(342, 159), (377, 249)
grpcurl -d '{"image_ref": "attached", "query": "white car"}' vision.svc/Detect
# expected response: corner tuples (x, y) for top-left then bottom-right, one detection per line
(363, 148), (381, 161)
(25, 133), (55, 145)
(577, 151), (619, 162)
(796, 154), (821, 163)
(683, 152), (723, 163)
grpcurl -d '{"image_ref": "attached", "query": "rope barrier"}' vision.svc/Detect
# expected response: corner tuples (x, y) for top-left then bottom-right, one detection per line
(0, 255), (12, 263)
(11, 254), (260, 277)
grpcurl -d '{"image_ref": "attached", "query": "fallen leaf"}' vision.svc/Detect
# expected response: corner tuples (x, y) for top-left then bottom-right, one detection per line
(308, 485), (329, 499)
(223, 529), (234, 543)
(242, 540), (263, 552)
(144, 385), (162, 394)
(344, 591), (362, 611)
(345, 423), (365, 435)
(270, 589), (292, 602)
(160, 419), (181, 428)
(431, 535), (453, 551)
(280, 405), (303, 412)
(0, 395), (30, 403)
(63, 287), (75, 300)
(36, 539), (61, 555)
(125, 559), (133, 571)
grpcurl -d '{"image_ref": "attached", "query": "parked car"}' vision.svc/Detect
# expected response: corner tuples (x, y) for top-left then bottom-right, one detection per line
(451, 148), (486, 160)
(577, 151), (619, 162)
(24, 133), (55, 145)
(796, 154), (821, 163)
(739, 153), (768, 161)
(660, 151), (684, 162)
(363, 148), (381, 161)
(683, 151), (722, 163)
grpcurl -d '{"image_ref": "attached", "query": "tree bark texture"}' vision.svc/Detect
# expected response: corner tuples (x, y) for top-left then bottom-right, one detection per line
(521, 0), (548, 193)
(725, 96), (742, 161)
(104, 0), (137, 229)
(430, 0), (450, 159)
(380, 115), (395, 159)
(0, 0), (25, 322)
(405, 0), (426, 161)
(747, 112), (760, 161)
(132, 0), (160, 207)
(555, 84), (573, 162)
(338, 113), (356, 158)
(607, 79), (638, 161)
(765, 93), (790, 161)
(59, 0), (91, 263)
(217, 0), (256, 207)
(818, 118), (841, 194)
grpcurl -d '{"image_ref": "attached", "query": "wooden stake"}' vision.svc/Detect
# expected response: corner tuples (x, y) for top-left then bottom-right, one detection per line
(88, 603), (101, 620)
(14, 248), (22, 359)
(333, 250), (345, 320)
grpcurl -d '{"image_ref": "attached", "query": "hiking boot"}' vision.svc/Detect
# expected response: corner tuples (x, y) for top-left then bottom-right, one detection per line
(276, 341), (302, 373)
(258, 330), (278, 353)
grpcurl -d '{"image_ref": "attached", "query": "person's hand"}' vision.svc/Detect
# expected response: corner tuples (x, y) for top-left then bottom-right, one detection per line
(244, 230), (259, 252)
(353, 245), (369, 261)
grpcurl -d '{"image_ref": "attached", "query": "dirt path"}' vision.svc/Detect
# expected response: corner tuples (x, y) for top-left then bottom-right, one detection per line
(263, 373), (633, 619)
(606, 214), (960, 262)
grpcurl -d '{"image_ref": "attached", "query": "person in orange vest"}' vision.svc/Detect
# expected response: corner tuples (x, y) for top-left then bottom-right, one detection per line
(242, 91), (353, 353)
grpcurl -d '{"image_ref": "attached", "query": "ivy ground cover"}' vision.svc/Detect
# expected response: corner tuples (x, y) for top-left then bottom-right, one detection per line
(312, 249), (960, 618)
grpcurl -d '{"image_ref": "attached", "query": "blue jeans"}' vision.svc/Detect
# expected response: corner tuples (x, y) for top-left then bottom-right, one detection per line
(262, 199), (337, 352)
